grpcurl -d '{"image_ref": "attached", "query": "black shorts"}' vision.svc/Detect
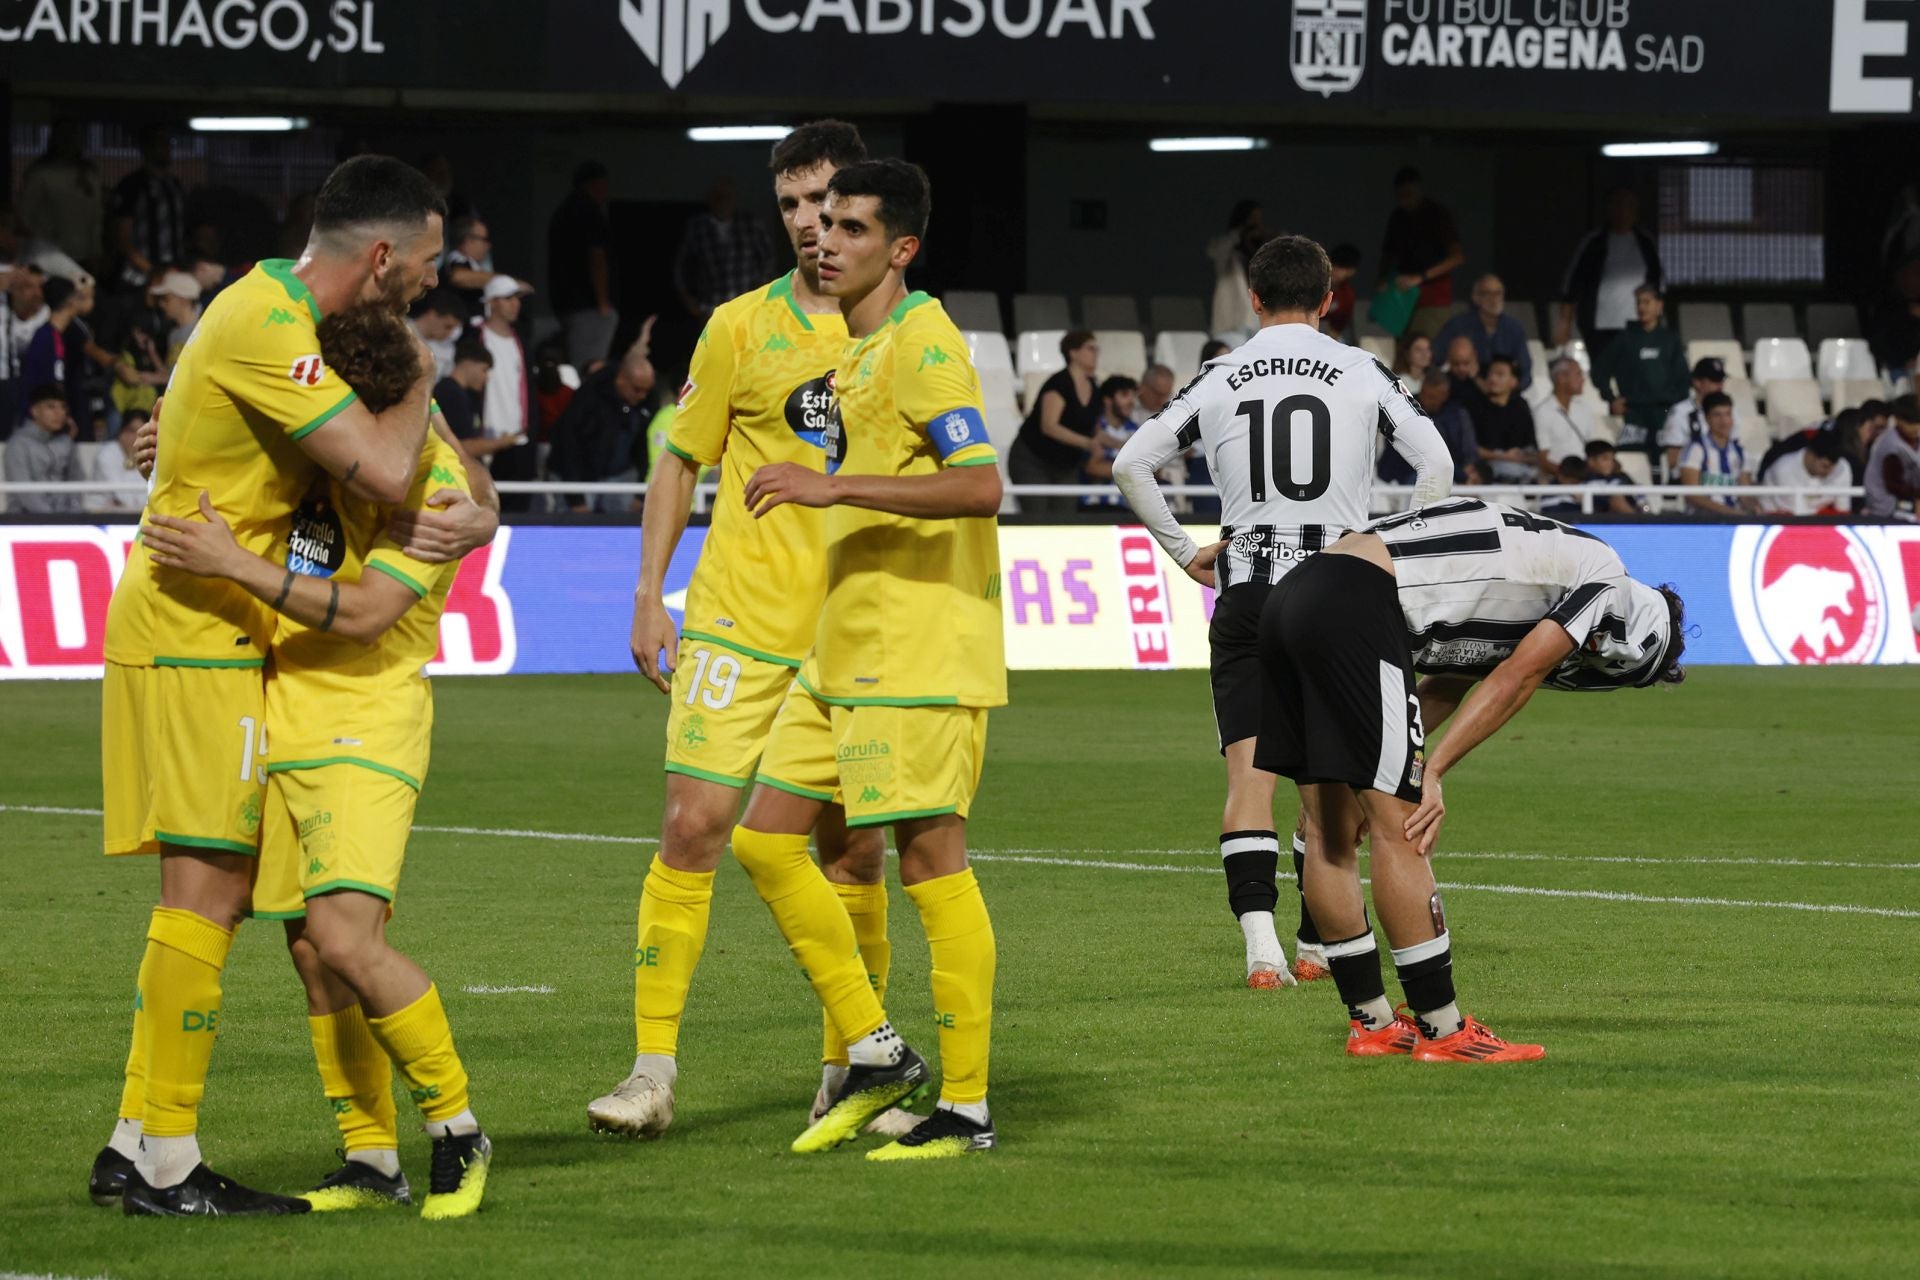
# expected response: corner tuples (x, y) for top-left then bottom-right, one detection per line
(1254, 554), (1426, 804)
(1209, 581), (1274, 752)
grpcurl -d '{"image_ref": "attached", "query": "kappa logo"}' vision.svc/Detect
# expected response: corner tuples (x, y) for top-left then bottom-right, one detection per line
(1291, 0), (1367, 98)
(262, 308), (298, 328)
(289, 354), (327, 387)
(1730, 526), (1890, 666)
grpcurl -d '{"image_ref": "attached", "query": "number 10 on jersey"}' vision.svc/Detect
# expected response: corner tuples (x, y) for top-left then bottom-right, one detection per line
(1239, 395), (1332, 503)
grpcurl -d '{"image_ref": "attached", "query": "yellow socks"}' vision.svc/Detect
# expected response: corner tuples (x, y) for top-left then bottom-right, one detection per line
(117, 941), (157, 1124)
(822, 881), (891, 1067)
(367, 984), (470, 1123)
(906, 869), (996, 1106)
(138, 907), (235, 1138)
(634, 855), (716, 1058)
(309, 1005), (398, 1152)
(731, 825), (886, 1048)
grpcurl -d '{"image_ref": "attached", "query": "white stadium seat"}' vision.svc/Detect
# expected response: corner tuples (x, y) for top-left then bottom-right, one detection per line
(1741, 302), (1798, 344)
(1016, 330), (1067, 377)
(1153, 330), (1207, 384)
(1752, 337), (1814, 386)
(1806, 302), (1861, 346)
(1081, 295), (1140, 331)
(1830, 378), (1888, 413)
(1526, 340), (1549, 380)
(944, 290), (1003, 334)
(1816, 338), (1877, 396)
(1561, 339), (1592, 376)
(1763, 378), (1826, 433)
(1021, 369), (1053, 410)
(977, 367), (1020, 419)
(1093, 330), (1148, 382)
(1678, 302), (1735, 340)
(1724, 376), (1761, 426)
(0, 443), (7, 513)
(1013, 293), (1072, 333)
(1596, 415), (1623, 444)
(1737, 413), (1773, 462)
(1616, 449), (1653, 487)
(1685, 339), (1749, 382)
(963, 330), (1013, 372)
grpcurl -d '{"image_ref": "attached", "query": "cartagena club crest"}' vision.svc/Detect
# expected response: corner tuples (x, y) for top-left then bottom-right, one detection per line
(1291, 0), (1367, 98)
(620, 0), (729, 89)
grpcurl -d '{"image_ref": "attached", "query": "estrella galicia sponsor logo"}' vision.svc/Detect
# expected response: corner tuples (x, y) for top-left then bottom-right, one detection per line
(1291, 0), (1366, 97)
(821, 370), (846, 474)
(620, 0), (1158, 89)
(288, 478), (346, 578)
(785, 374), (835, 449)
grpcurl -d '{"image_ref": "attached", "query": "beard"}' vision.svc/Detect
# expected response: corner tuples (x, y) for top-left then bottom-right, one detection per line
(375, 267), (421, 315)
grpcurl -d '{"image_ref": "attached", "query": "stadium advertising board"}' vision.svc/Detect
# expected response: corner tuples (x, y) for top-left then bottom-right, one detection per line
(1, 1), (1911, 118)
(3, 522), (1919, 680)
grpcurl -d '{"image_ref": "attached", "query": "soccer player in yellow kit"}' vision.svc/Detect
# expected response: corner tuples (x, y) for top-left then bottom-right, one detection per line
(93, 156), (461, 1217)
(588, 121), (912, 1141)
(139, 303), (497, 1219)
(739, 159), (1005, 1160)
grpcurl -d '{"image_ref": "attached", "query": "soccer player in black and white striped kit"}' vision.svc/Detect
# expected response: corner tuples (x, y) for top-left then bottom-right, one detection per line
(1258, 498), (1686, 1060)
(1114, 235), (1455, 989)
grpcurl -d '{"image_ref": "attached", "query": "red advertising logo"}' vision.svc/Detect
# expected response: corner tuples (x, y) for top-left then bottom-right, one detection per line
(1116, 527), (1173, 669)
(1734, 526), (1887, 665)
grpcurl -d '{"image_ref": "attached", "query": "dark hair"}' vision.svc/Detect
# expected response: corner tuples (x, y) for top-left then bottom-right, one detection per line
(1860, 397), (1890, 419)
(1700, 391), (1733, 414)
(1393, 166), (1423, 187)
(1099, 374), (1138, 400)
(1584, 439), (1616, 459)
(1892, 393), (1920, 425)
(123, 408), (151, 429)
(453, 339), (494, 368)
(770, 120), (867, 176)
(43, 276), (76, 311)
(312, 155), (447, 238)
(29, 382), (66, 405)
(1559, 457), (1589, 481)
(1634, 281), (1663, 300)
(1486, 354), (1518, 377)
(316, 303), (422, 413)
(1654, 584), (1688, 685)
(1329, 242), (1362, 269)
(1247, 235), (1332, 314)
(418, 288), (466, 319)
(1833, 407), (1865, 438)
(573, 160), (608, 189)
(1060, 329), (1096, 359)
(1807, 431), (1844, 462)
(1200, 339), (1231, 362)
(827, 158), (930, 241)
(449, 215), (486, 246)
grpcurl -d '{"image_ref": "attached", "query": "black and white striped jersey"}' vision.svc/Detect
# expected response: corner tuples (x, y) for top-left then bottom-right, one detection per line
(1114, 322), (1452, 589)
(1368, 499), (1675, 690)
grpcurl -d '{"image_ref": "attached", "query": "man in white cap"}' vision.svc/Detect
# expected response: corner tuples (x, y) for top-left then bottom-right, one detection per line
(477, 275), (534, 484)
(148, 269), (203, 366)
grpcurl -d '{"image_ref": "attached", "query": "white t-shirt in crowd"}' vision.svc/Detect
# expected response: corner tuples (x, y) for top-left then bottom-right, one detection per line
(85, 439), (149, 512)
(478, 323), (526, 440)
(1595, 232), (1645, 331)
(1758, 448), (1853, 515)
(1659, 396), (1743, 454)
(1534, 395), (1598, 466)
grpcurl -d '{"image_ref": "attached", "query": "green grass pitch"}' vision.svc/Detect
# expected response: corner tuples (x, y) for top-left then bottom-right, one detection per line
(1, 667), (1917, 1278)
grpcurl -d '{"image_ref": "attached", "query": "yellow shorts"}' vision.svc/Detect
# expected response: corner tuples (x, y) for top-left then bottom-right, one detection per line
(101, 661), (267, 857)
(662, 639), (801, 788)
(252, 764), (419, 919)
(756, 683), (989, 829)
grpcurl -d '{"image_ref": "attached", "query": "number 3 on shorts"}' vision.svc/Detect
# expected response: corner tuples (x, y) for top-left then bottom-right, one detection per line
(682, 648), (740, 710)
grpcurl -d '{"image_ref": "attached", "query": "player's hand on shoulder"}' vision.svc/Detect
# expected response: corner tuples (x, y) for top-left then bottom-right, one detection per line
(388, 489), (495, 563)
(630, 595), (679, 694)
(1183, 539), (1227, 589)
(744, 462), (834, 517)
(142, 491), (240, 578)
(1404, 773), (1445, 857)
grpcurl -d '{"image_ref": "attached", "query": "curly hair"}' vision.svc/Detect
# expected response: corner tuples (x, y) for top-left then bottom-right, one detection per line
(316, 303), (422, 413)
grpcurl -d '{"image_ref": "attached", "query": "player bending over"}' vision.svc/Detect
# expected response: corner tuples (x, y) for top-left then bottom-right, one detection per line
(139, 303), (500, 1218)
(588, 121), (917, 1142)
(1257, 499), (1685, 1062)
(1114, 235), (1453, 991)
(737, 158), (1005, 1160)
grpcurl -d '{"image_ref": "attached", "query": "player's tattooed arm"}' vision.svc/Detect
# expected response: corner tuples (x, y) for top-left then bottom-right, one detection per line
(143, 491), (424, 646)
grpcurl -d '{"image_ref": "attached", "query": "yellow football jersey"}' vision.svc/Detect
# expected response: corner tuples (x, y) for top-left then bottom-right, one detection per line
(667, 272), (847, 666)
(105, 260), (360, 667)
(803, 293), (1006, 709)
(264, 432), (469, 790)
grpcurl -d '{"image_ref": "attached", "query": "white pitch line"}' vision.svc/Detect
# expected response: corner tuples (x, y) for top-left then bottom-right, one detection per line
(461, 984), (555, 995)
(6, 804), (1916, 919)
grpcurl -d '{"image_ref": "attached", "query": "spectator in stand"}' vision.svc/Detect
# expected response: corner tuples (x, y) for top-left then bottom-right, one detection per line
(18, 276), (89, 430)
(1533, 355), (1598, 472)
(1594, 283), (1689, 463)
(549, 161), (619, 370)
(675, 177), (775, 325)
(1378, 167), (1465, 340)
(1136, 363), (1175, 420)
(1207, 200), (1264, 342)
(1080, 374), (1141, 509)
(16, 119), (104, 269)
(411, 289), (467, 383)
(1677, 392), (1754, 514)
(1467, 355), (1540, 483)
(1759, 430), (1853, 515)
(1658, 356), (1739, 476)
(1011, 329), (1102, 514)
(1380, 371), (1481, 486)
(548, 343), (655, 513)
(477, 276), (535, 496)
(1324, 243), (1361, 338)
(442, 217), (506, 321)
(1582, 440), (1648, 514)
(1, 263), (49, 437)
(1392, 332), (1432, 395)
(3, 384), (80, 511)
(109, 126), (186, 294)
(1838, 399), (1889, 484)
(1868, 255), (1920, 389)
(86, 408), (149, 512)
(1539, 456), (1590, 516)
(1199, 339), (1231, 363)
(1863, 394), (1920, 519)
(148, 270), (203, 367)
(1435, 274), (1532, 390)
(1443, 334), (1486, 415)
(1556, 187), (1662, 358)
(434, 340), (501, 459)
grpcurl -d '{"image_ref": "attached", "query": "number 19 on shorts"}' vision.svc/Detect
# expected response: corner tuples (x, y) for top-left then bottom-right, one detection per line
(682, 648), (740, 710)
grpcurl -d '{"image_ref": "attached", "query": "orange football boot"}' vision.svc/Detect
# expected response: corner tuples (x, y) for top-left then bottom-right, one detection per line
(1345, 1007), (1419, 1057)
(1412, 1017), (1546, 1063)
